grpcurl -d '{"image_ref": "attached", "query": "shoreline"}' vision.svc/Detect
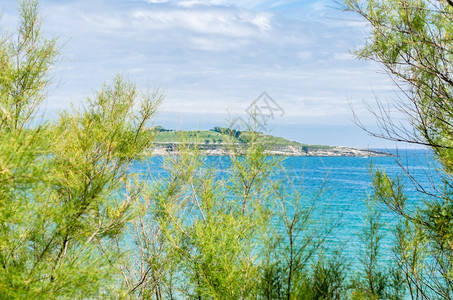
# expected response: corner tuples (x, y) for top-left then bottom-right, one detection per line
(149, 143), (391, 157)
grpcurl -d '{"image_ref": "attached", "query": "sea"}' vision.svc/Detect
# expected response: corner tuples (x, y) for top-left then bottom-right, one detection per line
(130, 148), (443, 268)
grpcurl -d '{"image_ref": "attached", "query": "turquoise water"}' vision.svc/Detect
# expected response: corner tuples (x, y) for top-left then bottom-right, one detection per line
(131, 149), (441, 266)
(281, 150), (441, 261)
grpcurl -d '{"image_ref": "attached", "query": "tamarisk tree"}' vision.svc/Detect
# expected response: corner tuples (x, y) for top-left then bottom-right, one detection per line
(346, 0), (453, 298)
(0, 1), (162, 298)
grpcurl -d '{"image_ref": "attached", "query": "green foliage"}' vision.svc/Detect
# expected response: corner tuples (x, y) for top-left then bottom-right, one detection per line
(351, 195), (405, 300)
(345, 0), (453, 157)
(141, 132), (282, 298)
(0, 1), (162, 297)
(346, 0), (453, 298)
(116, 124), (350, 299)
(295, 253), (349, 300)
(0, 0), (58, 131)
(153, 125), (173, 132)
(211, 126), (241, 138)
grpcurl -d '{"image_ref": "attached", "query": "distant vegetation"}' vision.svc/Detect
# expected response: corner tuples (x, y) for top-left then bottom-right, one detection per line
(153, 127), (333, 152)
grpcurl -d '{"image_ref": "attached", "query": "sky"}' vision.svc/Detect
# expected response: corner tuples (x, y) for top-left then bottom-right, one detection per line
(0, 0), (407, 148)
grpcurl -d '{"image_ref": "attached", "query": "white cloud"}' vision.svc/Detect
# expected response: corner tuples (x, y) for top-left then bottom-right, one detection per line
(177, 0), (224, 7)
(128, 9), (273, 37)
(139, 0), (308, 10)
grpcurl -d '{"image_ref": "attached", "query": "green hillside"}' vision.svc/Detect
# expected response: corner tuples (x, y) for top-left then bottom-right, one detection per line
(154, 130), (227, 144)
(153, 127), (333, 151)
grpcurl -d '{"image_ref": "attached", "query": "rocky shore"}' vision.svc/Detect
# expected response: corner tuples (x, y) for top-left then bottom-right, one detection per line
(150, 143), (391, 157)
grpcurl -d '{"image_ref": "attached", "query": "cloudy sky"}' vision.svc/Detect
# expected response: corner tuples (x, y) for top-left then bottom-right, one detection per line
(0, 0), (403, 148)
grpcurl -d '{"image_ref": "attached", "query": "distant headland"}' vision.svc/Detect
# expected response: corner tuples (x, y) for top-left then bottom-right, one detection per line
(149, 127), (390, 157)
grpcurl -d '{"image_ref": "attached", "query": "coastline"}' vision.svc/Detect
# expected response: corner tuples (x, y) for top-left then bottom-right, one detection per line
(149, 143), (391, 157)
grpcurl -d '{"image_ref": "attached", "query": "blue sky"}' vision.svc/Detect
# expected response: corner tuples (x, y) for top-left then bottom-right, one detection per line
(0, 0), (405, 148)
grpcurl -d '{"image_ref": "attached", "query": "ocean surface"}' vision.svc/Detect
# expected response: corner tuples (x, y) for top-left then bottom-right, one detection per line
(130, 149), (442, 267)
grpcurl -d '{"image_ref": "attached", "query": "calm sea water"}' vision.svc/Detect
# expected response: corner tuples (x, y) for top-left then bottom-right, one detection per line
(282, 149), (441, 261)
(131, 149), (442, 266)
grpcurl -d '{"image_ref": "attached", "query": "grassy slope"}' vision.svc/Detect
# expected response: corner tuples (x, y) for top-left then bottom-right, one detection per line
(154, 130), (227, 144)
(154, 130), (333, 151)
